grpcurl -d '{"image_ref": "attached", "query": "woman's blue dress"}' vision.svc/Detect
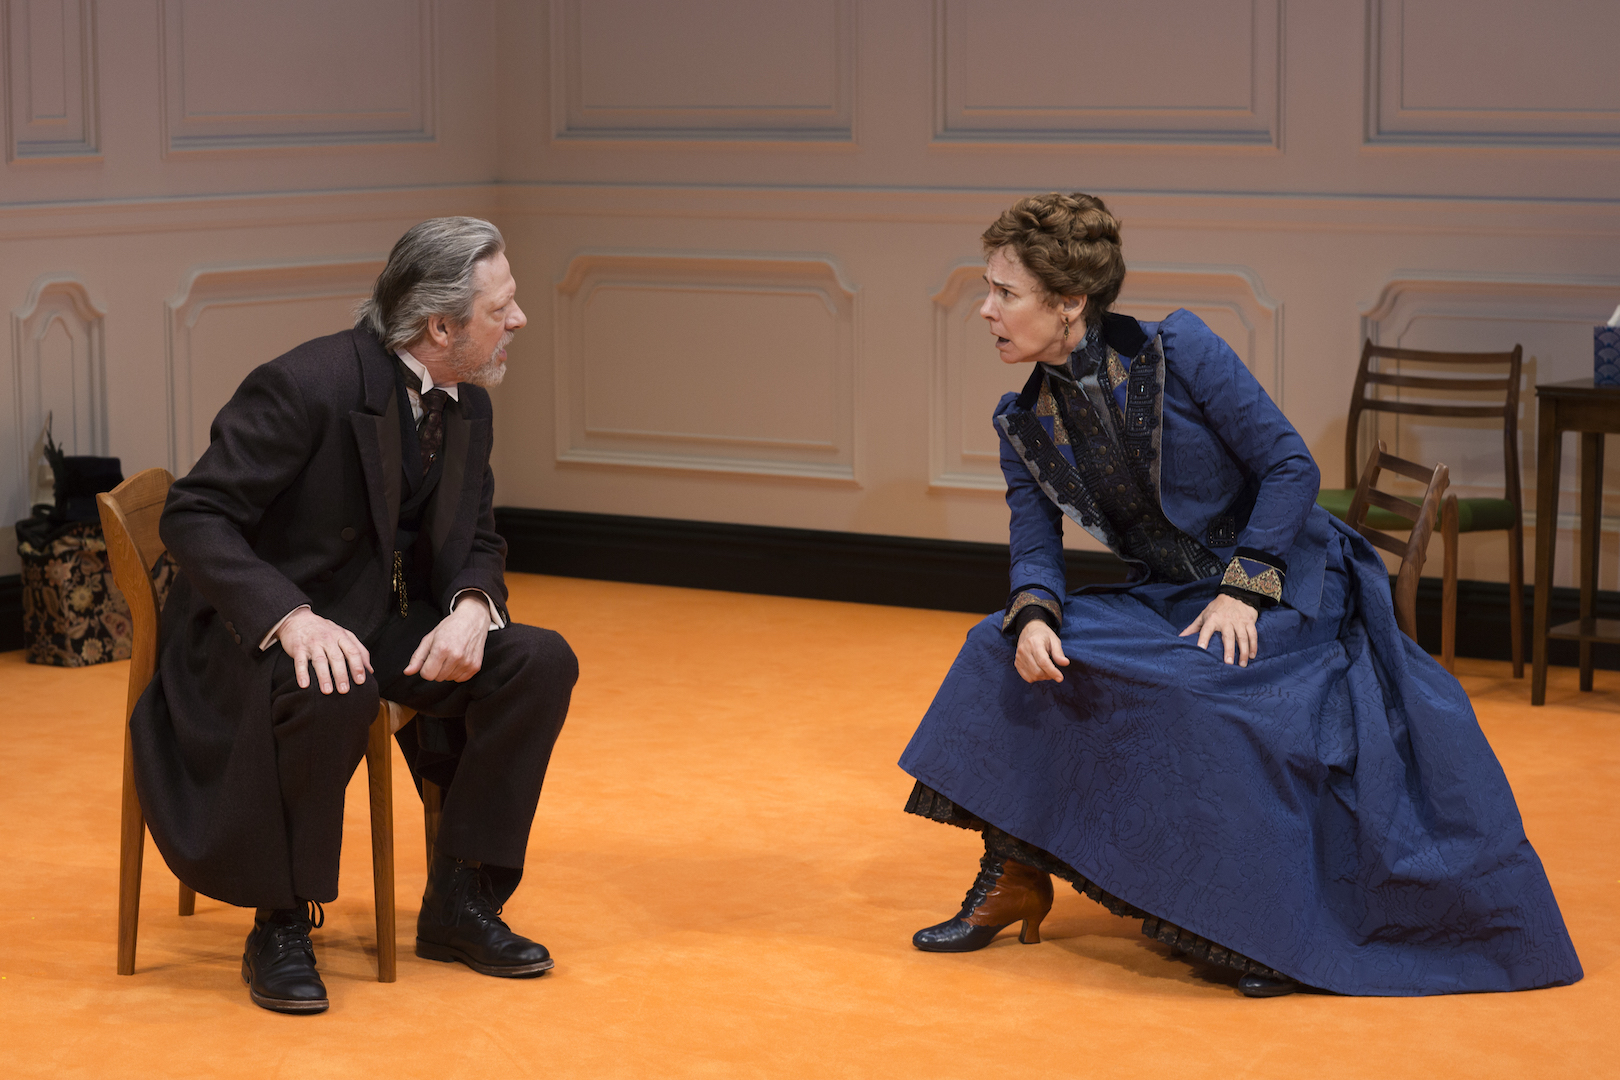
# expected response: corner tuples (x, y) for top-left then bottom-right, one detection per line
(899, 312), (1581, 995)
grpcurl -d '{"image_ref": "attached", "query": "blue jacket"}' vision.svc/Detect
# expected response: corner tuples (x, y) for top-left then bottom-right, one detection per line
(996, 309), (1333, 618)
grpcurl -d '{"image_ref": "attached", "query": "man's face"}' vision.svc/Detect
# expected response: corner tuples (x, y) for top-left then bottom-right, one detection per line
(449, 252), (525, 387)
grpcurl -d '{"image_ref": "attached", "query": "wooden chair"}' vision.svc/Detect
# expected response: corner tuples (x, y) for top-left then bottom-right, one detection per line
(1316, 340), (1524, 675)
(1344, 442), (1453, 647)
(98, 467), (438, 982)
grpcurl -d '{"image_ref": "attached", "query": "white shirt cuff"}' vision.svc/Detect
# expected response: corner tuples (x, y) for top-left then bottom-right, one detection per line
(452, 589), (505, 630)
(263, 591), (501, 650)
(261, 604), (311, 651)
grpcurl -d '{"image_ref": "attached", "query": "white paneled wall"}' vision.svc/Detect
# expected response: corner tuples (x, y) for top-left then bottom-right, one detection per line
(935, 0), (1281, 146)
(0, 0), (497, 574)
(554, 253), (858, 481)
(165, 258), (386, 469)
(158, 0), (438, 152)
(3, 0), (1616, 588)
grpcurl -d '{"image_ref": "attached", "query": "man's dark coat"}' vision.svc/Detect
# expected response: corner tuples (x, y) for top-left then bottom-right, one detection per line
(130, 326), (509, 909)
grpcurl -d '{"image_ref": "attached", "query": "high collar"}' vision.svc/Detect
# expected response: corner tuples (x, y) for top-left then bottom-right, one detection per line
(395, 349), (461, 402)
(1017, 313), (1149, 410)
(1100, 311), (1149, 358)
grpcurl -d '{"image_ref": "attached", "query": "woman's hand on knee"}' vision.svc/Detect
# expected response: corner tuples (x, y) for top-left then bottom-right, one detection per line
(1015, 620), (1070, 684)
(1179, 593), (1260, 666)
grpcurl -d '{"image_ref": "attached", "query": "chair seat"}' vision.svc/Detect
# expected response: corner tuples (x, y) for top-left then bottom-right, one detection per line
(1448, 497), (1518, 532)
(1316, 488), (1414, 531)
(1316, 490), (1518, 533)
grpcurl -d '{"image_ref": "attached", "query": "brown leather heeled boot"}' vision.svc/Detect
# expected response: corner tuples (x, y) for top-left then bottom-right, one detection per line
(913, 850), (1054, 952)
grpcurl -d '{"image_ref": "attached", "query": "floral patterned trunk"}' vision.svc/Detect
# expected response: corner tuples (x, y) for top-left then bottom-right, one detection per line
(17, 522), (173, 667)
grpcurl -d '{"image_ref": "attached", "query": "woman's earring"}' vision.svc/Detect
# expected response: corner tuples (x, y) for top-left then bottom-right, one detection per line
(1061, 315), (1070, 340)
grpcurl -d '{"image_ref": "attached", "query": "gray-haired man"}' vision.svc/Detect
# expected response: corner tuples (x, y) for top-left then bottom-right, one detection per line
(130, 218), (577, 1014)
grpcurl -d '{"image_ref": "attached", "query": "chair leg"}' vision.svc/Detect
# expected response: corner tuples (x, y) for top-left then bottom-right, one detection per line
(367, 710), (396, 983)
(177, 883), (195, 916)
(117, 729), (145, 976)
(1441, 500), (1458, 674)
(1508, 520), (1525, 679)
(422, 780), (444, 868)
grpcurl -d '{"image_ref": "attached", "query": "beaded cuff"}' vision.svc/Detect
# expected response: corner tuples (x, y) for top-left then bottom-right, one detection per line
(1003, 589), (1063, 633)
(1219, 549), (1286, 607)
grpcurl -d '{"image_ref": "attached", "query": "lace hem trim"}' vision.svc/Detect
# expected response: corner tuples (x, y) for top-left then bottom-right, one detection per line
(903, 781), (1288, 981)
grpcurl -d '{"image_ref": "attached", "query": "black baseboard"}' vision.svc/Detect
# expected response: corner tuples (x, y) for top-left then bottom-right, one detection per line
(8, 515), (1608, 669)
(0, 575), (20, 653)
(495, 507), (1620, 671)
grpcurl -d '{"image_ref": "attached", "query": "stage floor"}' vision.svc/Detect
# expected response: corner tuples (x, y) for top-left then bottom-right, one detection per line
(1, 574), (1614, 1078)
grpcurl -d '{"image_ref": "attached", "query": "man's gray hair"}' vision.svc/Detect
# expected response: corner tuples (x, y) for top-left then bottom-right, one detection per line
(356, 217), (505, 352)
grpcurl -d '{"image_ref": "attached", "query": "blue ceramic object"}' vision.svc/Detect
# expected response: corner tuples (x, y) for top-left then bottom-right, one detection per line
(1596, 326), (1620, 387)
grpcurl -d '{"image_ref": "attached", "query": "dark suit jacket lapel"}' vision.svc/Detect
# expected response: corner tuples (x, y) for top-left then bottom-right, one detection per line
(428, 407), (470, 560)
(425, 406), (492, 603)
(348, 331), (402, 553)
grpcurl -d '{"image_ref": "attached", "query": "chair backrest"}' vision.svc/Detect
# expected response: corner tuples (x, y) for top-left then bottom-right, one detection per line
(1346, 440), (1449, 641)
(97, 468), (175, 722)
(1344, 339), (1522, 511)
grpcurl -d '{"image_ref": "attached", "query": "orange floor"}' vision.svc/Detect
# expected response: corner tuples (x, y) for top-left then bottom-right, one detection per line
(1, 574), (1615, 1079)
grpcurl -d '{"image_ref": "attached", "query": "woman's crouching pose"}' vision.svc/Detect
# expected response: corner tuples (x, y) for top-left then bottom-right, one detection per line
(899, 193), (1582, 998)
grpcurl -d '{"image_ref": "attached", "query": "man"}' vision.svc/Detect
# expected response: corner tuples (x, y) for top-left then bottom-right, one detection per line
(131, 218), (577, 1014)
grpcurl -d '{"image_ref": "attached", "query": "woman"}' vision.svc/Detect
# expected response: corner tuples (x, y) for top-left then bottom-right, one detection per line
(899, 192), (1581, 997)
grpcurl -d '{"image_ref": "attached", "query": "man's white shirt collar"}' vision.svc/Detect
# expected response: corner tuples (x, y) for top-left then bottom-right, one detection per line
(396, 350), (460, 401)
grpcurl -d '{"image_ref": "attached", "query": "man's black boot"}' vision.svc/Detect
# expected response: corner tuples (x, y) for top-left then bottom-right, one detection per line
(416, 852), (553, 977)
(241, 901), (329, 1014)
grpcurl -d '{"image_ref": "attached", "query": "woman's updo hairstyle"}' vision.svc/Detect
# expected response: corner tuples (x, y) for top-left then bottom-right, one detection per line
(981, 192), (1125, 327)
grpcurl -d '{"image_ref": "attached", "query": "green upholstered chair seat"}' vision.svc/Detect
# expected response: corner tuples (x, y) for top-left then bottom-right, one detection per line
(1315, 489), (1518, 532)
(1316, 488), (1414, 530)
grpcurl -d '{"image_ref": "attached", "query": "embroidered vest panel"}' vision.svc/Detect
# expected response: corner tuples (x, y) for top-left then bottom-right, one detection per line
(998, 330), (1222, 586)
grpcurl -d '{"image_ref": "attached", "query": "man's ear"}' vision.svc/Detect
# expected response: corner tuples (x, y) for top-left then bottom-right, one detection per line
(425, 314), (453, 348)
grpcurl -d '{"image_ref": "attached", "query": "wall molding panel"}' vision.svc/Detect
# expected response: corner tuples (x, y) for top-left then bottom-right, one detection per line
(554, 252), (858, 482)
(496, 184), (1620, 240)
(929, 261), (1282, 492)
(3, 0), (98, 160)
(1117, 264), (1282, 397)
(165, 258), (383, 472)
(933, 0), (1281, 146)
(928, 263), (999, 492)
(10, 275), (106, 514)
(158, 0), (437, 154)
(1366, 0), (1620, 148)
(550, 0), (854, 142)
(1363, 275), (1620, 349)
(0, 184), (498, 242)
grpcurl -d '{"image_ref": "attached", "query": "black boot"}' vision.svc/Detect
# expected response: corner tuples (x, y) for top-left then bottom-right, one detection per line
(416, 853), (553, 977)
(1238, 972), (1300, 998)
(241, 901), (328, 1014)
(913, 849), (1053, 953)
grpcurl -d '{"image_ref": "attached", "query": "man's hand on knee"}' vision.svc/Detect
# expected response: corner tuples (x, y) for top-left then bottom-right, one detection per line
(280, 609), (373, 695)
(405, 595), (490, 683)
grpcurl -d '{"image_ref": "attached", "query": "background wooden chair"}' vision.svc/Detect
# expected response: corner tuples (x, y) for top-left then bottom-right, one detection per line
(1344, 442), (1452, 647)
(98, 467), (439, 983)
(1316, 340), (1524, 675)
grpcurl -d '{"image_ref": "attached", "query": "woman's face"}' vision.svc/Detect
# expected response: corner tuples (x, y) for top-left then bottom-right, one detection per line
(979, 247), (1085, 367)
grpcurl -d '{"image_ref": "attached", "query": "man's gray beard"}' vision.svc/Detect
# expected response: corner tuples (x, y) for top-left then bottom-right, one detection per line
(449, 331), (510, 388)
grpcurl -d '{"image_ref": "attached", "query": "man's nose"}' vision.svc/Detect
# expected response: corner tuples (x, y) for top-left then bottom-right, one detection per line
(508, 302), (528, 330)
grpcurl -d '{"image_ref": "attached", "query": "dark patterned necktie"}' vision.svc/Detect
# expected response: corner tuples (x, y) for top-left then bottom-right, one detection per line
(418, 388), (449, 474)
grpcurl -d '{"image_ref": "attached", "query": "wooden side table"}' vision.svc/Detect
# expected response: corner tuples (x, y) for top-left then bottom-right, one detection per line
(1531, 378), (1620, 705)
